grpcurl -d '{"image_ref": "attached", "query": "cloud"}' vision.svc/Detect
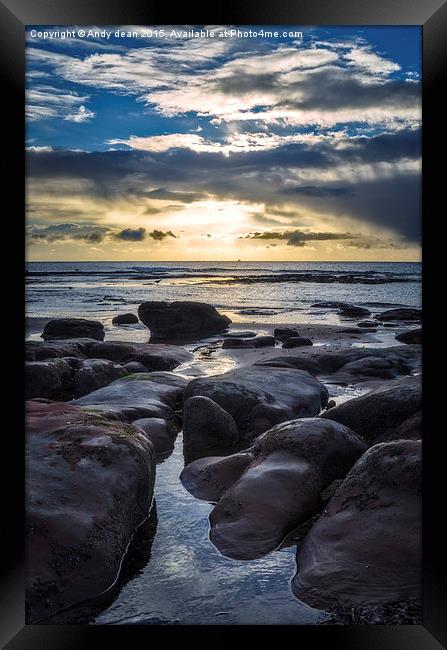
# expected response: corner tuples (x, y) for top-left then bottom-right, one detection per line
(27, 223), (177, 244)
(243, 229), (357, 247)
(27, 223), (110, 243)
(113, 227), (146, 241)
(26, 38), (420, 131)
(64, 105), (95, 122)
(242, 228), (410, 250)
(26, 85), (95, 122)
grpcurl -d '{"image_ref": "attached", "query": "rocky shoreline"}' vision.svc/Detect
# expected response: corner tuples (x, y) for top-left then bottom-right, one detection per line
(25, 300), (422, 625)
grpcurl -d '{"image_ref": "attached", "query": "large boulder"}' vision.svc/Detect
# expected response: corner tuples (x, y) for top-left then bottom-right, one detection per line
(133, 417), (177, 455)
(73, 373), (186, 424)
(25, 357), (130, 400)
(375, 308), (421, 322)
(25, 338), (93, 361)
(112, 313), (139, 325)
(79, 341), (192, 371)
(72, 359), (128, 398)
(282, 337), (313, 349)
(292, 440), (421, 609)
(25, 358), (73, 400)
(274, 328), (300, 341)
(255, 346), (420, 383)
(396, 329), (422, 344)
(183, 396), (239, 454)
(181, 418), (367, 560)
(25, 339), (192, 372)
(26, 400), (156, 623)
(138, 300), (231, 342)
(184, 367), (329, 437)
(321, 376), (421, 444)
(338, 305), (371, 318)
(41, 318), (105, 341)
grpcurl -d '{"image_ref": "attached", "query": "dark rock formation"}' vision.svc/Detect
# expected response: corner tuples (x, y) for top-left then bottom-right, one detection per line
(41, 318), (105, 341)
(274, 328), (300, 341)
(112, 313), (139, 325)
(26, 400), (156, 624)
(184, 367), (329, 437)
(282, 337), (313, 349)
(138, 301), (231, 342)
(322, 376), (421, 444)
(73, 372), (186, 424)
(292, 440), (421, 609)
(183, 396), (239, 453)
(133, 417), (177, 455)
(396, 329), (422, 344)
(375, 308), (421, 322)
(338, 305), (371, 318)
(181, 418), (366, 560)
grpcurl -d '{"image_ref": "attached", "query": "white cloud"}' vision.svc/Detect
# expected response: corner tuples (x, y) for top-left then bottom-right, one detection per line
(64, 105), (95, 122)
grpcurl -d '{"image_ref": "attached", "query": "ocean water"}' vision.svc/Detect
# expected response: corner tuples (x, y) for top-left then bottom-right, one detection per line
(26, 261), (421, 330)
(25, 261), (421, 625)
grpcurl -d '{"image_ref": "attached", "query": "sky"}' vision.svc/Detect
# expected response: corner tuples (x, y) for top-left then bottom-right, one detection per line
(25, 25), (421, 262)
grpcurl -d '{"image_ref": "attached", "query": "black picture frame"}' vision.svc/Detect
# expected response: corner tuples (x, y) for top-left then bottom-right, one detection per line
(2, 0), (445, 647)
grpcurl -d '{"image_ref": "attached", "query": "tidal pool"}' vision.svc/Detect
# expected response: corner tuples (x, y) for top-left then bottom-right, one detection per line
(94, 433), (327, 625)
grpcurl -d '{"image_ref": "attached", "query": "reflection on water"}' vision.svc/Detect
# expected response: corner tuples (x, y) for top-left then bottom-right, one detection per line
(94, 433), (327, 625)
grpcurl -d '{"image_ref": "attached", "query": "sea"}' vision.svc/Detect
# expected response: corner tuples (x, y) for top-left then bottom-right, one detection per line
(26, 261), (421, 337)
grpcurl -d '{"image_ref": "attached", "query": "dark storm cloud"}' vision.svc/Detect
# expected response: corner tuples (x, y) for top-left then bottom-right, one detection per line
(27, 223), (177, 244)
(114, 227), (146, 241)
(148, 229), (176, 240)
(26, 127), (421, 242)
(243, 230), (356, 247)
(144, 188), (205, 203)
(275, 71), (420, 111)
(27, 223), (110, 243)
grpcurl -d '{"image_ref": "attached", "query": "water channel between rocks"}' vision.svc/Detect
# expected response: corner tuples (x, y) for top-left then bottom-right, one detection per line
(94, 430), (328, 625)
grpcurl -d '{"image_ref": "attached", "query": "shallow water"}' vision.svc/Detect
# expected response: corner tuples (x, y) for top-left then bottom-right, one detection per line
(94, 433), (327, 626)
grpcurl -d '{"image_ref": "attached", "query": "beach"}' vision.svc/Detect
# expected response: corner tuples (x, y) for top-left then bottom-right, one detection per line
(25, 261), (422, 625)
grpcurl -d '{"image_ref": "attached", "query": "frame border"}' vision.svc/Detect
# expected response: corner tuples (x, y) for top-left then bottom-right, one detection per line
(2, 0), (445, 647)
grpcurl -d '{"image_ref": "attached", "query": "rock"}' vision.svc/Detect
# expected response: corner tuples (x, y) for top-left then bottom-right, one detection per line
(182, 418), (366, 560)
(221, 338), (255, 349)
(375, 308), (421, 322)
(322, 376), (421, 444)
(133, 417), (177, 455)
(222, 331), (256, 338)
(391, 410), (422, 442)
(72, 359), (128, 398)
(338, 305), (371, 318)
(122, 361), (148, 374)
(311, 302), (349, 309)
(274, 328), (299, 341)
(184, 367), (329, 437)
(41, 318), (105, 341)
(112, 313), (139, 325)
(25, 358), (73, 400)
(181, 453), (254, 502)
(183, 396), (239, 453)
(326, 400), (336, 410)
(282, 337), (313, 349)
(396, 329), (422, 344)
(138, 301), (231, 342)
(357, 320), (379, 328)
(253, 335), (276, 348)
(292, 440), (421, 609)
(25, 338), (93, 361)
(25, 401), (156, 623)
(81, 341), (192, 371)
(255, 346), (420, 382)
(73, 373), (185, 424)
(328, 355), (406, 384)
